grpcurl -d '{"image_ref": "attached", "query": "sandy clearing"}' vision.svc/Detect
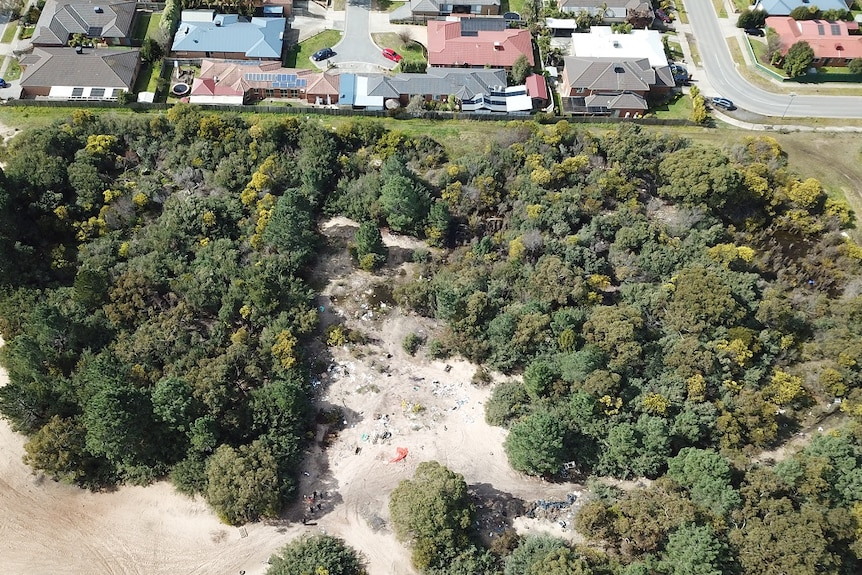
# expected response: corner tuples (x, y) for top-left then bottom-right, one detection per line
(0, 221), (586, 575)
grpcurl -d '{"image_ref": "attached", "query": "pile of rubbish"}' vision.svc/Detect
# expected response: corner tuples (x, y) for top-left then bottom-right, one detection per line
(525, 492), (581, 529)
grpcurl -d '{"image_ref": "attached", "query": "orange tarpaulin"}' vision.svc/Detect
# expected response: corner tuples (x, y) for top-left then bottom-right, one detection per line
(389, 447), (408, 463)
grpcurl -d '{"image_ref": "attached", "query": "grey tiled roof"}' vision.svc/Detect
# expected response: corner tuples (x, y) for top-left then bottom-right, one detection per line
(21, 47), (140, 89)
(585, 91), (648, 110)
(563, 56), (671, 92)
(32, 0), (137, 45)
(365, 68), (509, 100)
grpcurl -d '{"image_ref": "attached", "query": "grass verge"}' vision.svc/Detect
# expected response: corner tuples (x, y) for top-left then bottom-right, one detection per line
(283, 30), (343, 69)
(676, 0), (689, 24)
(1, 23), (17, 44)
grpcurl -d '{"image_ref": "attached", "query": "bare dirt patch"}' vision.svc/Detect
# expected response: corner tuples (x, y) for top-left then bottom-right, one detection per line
(0, 219), (587, 575)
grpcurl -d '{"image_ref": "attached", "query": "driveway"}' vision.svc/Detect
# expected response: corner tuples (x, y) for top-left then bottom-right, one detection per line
(686, 0), (862, 119)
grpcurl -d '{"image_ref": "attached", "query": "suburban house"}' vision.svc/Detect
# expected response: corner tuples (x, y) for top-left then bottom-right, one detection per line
(31, 0), (137, 47)
(571, 27), (668, 67)
(427, 18), (534, 68)
(19, 46), (140, 99)
(189, 59), (339, 105)
(556, 0), (653, 24)
(172, 10), (286, 60)
(766, 16), (862, 66)
(337, 68), (543, 112)
(389, 0), (500, 23)
(754, 0), (853, 16)
(559, 56), (674, 116)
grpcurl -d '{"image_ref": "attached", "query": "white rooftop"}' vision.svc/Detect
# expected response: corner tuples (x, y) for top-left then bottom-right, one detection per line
(572, 26), (668, 68)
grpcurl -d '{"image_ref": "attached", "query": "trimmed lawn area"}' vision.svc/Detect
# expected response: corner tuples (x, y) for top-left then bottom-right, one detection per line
(283, 30), (343, 69)
(792, 67), (862, 84)
(748, 38), (786, 77)
(711, 0), (726, 18)
(663, 33), (683, 62)
(132, 11), (162, 42)
(133, 59), (166, 97)
(371, 32), (426, 64)
(501, 0), (528, 16)
(373, 0), (405, 11)
(649, 90), (693, 120)
(5, 58), (21, 81)
(1, 23), (18, 44)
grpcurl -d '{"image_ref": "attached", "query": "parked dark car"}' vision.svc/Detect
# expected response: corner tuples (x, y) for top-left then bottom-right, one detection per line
(655, 8), (671, 23)
(744, 28), (765, 37)
(670, 63), (690, 85)
(711, 97), (736, 111)
(312, 47), (335, 61)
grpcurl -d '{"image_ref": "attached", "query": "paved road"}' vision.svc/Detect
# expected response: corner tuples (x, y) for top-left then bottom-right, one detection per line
(687, 0), (862, 119)
(329, 0), (395, 71)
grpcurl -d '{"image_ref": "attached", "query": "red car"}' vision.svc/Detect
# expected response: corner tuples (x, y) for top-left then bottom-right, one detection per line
(382, 48), (403, 63)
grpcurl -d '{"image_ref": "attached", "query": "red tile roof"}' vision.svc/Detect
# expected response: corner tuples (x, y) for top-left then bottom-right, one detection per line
(525, 73), (548, 100)
(427, 20), (534, 68)
(766, 17), (862, 60)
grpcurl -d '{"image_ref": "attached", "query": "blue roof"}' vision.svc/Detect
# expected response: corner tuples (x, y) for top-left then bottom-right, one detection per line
(172, 14), (285, 59)
(757, 0), (851, 14)
(339, 73), (357, 105)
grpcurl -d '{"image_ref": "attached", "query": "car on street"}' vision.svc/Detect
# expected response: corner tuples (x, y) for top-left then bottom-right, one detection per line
(382, 48), (403, 63)
(744, 27), (765, 37)
(312, 47), (335, 61)
(711, 97), (736, 111)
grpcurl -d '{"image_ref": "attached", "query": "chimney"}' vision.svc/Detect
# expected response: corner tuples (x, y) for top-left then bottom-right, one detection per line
(94, 6), (103, 12)
(494, 41), (501, 49)
(75, 45), (83, 54)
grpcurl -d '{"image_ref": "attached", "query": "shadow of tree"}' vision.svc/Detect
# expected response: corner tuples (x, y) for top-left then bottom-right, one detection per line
(468, 482), (526, 546)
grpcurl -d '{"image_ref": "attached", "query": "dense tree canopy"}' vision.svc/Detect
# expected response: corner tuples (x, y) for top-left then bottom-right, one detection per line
(2, 111), (862, 574)
(267, 534), (366, 575)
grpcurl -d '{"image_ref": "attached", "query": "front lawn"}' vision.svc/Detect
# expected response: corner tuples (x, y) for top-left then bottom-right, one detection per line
(372, 32), (426, 64)
(132, 11), (162, 42)
(20, 25), (35, 40)
(5, 58), (21, 81)
(791, 67), (862, 84)
(283, 30), (343, 68)
(748, 37), (786, 77)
